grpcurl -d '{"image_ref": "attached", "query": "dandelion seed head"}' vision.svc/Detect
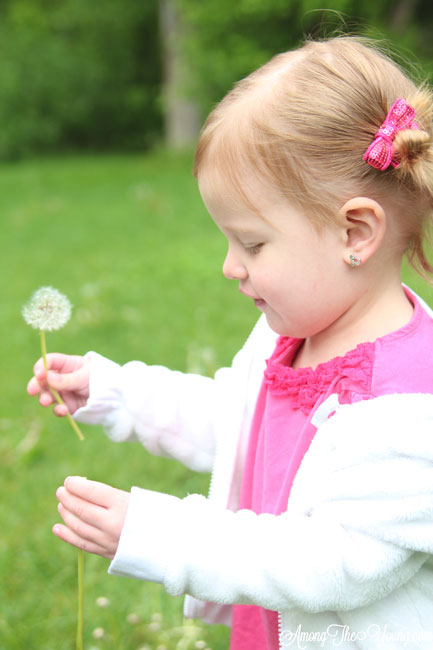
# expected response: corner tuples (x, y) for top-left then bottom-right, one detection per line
(96, 596), (110, 608)
(148, 621), (161, 632)
(92, 627), (105, 640)
(22, 286), (72, 331)
(195, 642), (207, 650)
(127, 612), (140, 624)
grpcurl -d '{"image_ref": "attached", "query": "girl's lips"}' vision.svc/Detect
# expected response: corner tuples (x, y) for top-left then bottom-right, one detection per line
(239, 288), (266, 310)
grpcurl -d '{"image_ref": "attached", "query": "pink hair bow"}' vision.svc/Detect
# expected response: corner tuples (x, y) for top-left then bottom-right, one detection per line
(363, 98), (418, 171)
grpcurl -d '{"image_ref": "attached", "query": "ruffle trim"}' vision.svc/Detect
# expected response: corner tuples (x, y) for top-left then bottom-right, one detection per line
(264, 337), (374, 413)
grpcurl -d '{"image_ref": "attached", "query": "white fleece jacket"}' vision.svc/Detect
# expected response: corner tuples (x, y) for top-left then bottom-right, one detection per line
(75, 309), (433, 650)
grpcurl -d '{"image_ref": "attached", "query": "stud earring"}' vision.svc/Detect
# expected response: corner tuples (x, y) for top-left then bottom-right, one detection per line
(349, 254), (361, 267)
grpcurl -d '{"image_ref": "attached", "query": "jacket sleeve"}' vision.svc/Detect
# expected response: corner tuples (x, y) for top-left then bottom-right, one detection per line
(108, 393), (433, 613)
(74, 315), (274, 472)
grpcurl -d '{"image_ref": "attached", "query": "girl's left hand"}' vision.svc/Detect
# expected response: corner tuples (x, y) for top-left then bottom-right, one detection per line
(53, 476), (130, 559)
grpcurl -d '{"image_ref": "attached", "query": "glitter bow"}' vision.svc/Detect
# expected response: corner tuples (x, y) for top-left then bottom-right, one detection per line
(363, 98), (418, 171)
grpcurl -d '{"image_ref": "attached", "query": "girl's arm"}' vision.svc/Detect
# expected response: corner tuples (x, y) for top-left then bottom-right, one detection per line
(54, 393), (433, 614)
(73, 315), (276, 472)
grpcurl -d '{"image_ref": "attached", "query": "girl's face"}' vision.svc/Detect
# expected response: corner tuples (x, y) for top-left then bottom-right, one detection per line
(199, 173), (352, 340)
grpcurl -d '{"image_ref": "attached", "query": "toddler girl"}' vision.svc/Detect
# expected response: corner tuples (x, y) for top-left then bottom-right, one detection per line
(28, 36), (433, 649)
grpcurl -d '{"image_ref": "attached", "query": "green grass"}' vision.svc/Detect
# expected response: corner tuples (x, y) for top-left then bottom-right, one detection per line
(2, 150), (433, 650)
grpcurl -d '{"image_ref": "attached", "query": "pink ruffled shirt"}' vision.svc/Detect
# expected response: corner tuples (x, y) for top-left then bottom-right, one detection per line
(230, 289), (433, 649)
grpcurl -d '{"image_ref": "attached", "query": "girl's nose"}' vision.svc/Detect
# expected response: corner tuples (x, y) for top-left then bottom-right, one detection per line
(223, 249), (248, 281)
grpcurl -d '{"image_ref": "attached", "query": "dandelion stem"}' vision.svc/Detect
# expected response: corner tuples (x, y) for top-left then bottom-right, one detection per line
(40, 329), (48, 372)
(76, 548), (84, 650)
(28, 295), (86, 650)
(39, 330), (84, 442)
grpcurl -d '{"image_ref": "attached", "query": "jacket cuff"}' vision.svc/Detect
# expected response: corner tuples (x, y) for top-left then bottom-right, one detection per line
(108, 486), (181, 583)
(73, 352), (135, 441)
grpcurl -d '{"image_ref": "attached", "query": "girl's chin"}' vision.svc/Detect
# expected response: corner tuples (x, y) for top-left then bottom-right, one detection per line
(263, 312), (294, 338)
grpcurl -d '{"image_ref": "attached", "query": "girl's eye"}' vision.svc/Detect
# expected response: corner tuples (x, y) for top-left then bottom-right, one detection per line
(245, 243), (263, 255)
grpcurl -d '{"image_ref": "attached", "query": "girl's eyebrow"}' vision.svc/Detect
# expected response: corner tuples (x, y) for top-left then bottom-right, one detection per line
(226, 231), (264, 244)
(224, 226), (262, 238)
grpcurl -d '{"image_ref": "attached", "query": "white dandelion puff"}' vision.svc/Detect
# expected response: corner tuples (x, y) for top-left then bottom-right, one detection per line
(22, 286), (72, 331)
(127, 612), (140, 624)
(96, 596), (110, 608)
(92, 627), (105, 640)
(23, 285), (84, 442)
(148, 621), (161, 632)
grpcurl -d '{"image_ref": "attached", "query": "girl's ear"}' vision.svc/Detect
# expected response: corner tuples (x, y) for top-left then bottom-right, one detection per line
(337, 197), (386, 267)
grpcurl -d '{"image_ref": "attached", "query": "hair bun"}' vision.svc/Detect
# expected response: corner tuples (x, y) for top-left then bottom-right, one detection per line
(394, 126), (431, 169)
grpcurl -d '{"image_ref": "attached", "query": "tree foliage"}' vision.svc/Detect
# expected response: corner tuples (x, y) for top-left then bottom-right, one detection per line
(0, 0), (160, 158)
(0, 0), (432, 157)
(177, 0), (433, 118)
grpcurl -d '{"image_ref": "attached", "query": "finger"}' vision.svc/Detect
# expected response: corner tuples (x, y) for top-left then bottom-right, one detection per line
(31, 362), (52, 389)
(33, 358), (47, 378)
(63, 477), (116, 508)
(39, 390), (56, 407)
(45, 370), (76, 393)
(27, 376), (41, 396)
(52, 522), (112, 559)
(57, 503), (109, 548)
(33, 354), (66, 375)
(53, 403), (69, 417)
(56, 486), (108, 530)
(33, 354), (79, 384)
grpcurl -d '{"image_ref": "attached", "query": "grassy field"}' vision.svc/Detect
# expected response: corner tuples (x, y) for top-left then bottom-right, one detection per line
(1, 150), (433, 650)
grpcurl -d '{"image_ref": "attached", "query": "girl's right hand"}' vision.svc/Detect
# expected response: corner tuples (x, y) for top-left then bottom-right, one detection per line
(27, 354), (90, 417)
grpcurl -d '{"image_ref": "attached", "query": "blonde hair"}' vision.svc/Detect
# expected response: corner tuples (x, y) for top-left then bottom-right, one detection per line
(193, 36), (433, 278)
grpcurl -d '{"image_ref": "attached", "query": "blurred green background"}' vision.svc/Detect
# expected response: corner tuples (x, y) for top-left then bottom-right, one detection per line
(2, 2), (433, 649)
(0, 0), (433, 159)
